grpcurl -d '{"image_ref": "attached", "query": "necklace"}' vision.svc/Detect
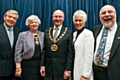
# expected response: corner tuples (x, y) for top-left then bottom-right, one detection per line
(48, 27), (68, 51)
(30, 31), (40, 45)
(34, 35), (39, 45)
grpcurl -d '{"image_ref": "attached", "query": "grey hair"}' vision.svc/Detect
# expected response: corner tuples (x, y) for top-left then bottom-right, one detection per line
(25, 15), (41, 26)
(4, 9), (19, 19)
(99, 5), (116, 15)
(73, 10), (87, 22)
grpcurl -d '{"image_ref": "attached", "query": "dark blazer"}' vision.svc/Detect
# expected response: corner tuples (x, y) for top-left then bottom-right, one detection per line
(40, 26), (73, 78)
(0, 24), (21, 76)
(93, 22), (120, 80)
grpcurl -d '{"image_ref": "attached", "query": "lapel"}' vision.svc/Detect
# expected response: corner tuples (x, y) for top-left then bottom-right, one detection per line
(109, 23), (120, 61)
(94, 25), (102, 51)
(0, 25), (11, 50)
(13, 27), (18, 46)
(73, 31), (77, 42)
(57, 26), (65, 39)
(94, 25), (102, 39)
(51, 27), (54, 38)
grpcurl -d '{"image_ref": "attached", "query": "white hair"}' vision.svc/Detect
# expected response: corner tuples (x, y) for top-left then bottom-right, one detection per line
(53, 10), (65, 17)
(73, 10), (87, 22)
(25, 15), (41, 26)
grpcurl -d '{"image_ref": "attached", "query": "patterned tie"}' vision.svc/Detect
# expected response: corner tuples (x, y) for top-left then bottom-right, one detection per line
(8, 29), (13, 47)
(53, 27), (59, 39)
(96, 28), (108, 64)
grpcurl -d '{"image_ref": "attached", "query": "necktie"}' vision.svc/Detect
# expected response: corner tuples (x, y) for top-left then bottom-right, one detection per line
(8, 29), (13, 47)
(96, 28), (108, 64)
(53, 28), (59, 39)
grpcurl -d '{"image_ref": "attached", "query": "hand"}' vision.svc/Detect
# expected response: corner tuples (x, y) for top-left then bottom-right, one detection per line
(40, 67), (46, 77)
(80, 76), (88, 80)
(15, 68), (22, 77)
(64, 71), (71, 80)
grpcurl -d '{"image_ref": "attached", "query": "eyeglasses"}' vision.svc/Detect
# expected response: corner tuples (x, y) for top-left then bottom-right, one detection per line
(100, 10), (116, 15)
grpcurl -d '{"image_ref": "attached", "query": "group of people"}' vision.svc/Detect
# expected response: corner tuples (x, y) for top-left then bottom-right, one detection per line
(0, 4), (119, 80)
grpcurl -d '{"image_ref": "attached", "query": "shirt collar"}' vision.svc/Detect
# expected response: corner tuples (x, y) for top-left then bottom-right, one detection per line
(4, 23), (13, 31)
(102, 22), (117, 31)
(53, 25), (62, 30)
(110, 22), (117, 31)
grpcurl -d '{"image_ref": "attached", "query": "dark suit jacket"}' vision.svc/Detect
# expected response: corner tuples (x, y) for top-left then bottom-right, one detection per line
(40, 26), (73, 78)
(0, 24), (21, 76)
(93, 22), (120, 80)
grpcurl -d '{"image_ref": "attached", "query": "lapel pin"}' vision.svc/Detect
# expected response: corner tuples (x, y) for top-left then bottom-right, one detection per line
(118, 37), (120, 40)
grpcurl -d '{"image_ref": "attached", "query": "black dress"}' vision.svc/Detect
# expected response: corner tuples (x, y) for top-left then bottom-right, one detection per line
(21, 35), (43, 80)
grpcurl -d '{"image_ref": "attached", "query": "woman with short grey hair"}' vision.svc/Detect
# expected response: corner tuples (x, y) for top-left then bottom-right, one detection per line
(15, 15), (44, 80)
(73, 10), (94, 80)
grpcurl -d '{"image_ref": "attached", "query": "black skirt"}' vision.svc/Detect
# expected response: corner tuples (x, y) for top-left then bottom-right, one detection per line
(21, 40), (43, 80)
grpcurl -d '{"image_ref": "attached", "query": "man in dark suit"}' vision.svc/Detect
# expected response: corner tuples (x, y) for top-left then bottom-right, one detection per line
(40, 10), (73, 80)
(0, 10), (21, 80)
(93, 5), (120, 80)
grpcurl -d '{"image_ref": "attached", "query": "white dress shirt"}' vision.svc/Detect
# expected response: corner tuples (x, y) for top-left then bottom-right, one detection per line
(52, 25), (62, 38)
(4, 23), (14, 47)
(94, 22), (117, 67)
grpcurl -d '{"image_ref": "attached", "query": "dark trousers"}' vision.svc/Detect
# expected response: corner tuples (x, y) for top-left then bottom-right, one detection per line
(0, 75), (21, 80)
(0, 73), (14, 80)
(93, 65), (108, 80)
(14, 77), (21, 80)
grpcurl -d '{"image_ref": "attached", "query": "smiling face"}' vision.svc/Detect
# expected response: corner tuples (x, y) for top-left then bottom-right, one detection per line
(73, 16), (85, 30)
(29, 19), (39, 32)
(4, 13), (18, 28)
(99, 5), (116, 28)
(52, 10), (64, 27)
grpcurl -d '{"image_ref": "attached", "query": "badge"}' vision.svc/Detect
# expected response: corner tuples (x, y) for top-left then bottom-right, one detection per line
(51, 44), (58, 51)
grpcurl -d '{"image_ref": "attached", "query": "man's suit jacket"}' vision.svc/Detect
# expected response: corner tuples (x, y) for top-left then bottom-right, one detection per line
(15, 31), (44, 62)
(0, 24), (20, 76)
(40, 26), (73, 78)
(93, 22), (120, 80)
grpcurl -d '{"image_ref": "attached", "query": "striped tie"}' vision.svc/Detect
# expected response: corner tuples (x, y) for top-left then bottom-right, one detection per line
(8, 28), (13, 47)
